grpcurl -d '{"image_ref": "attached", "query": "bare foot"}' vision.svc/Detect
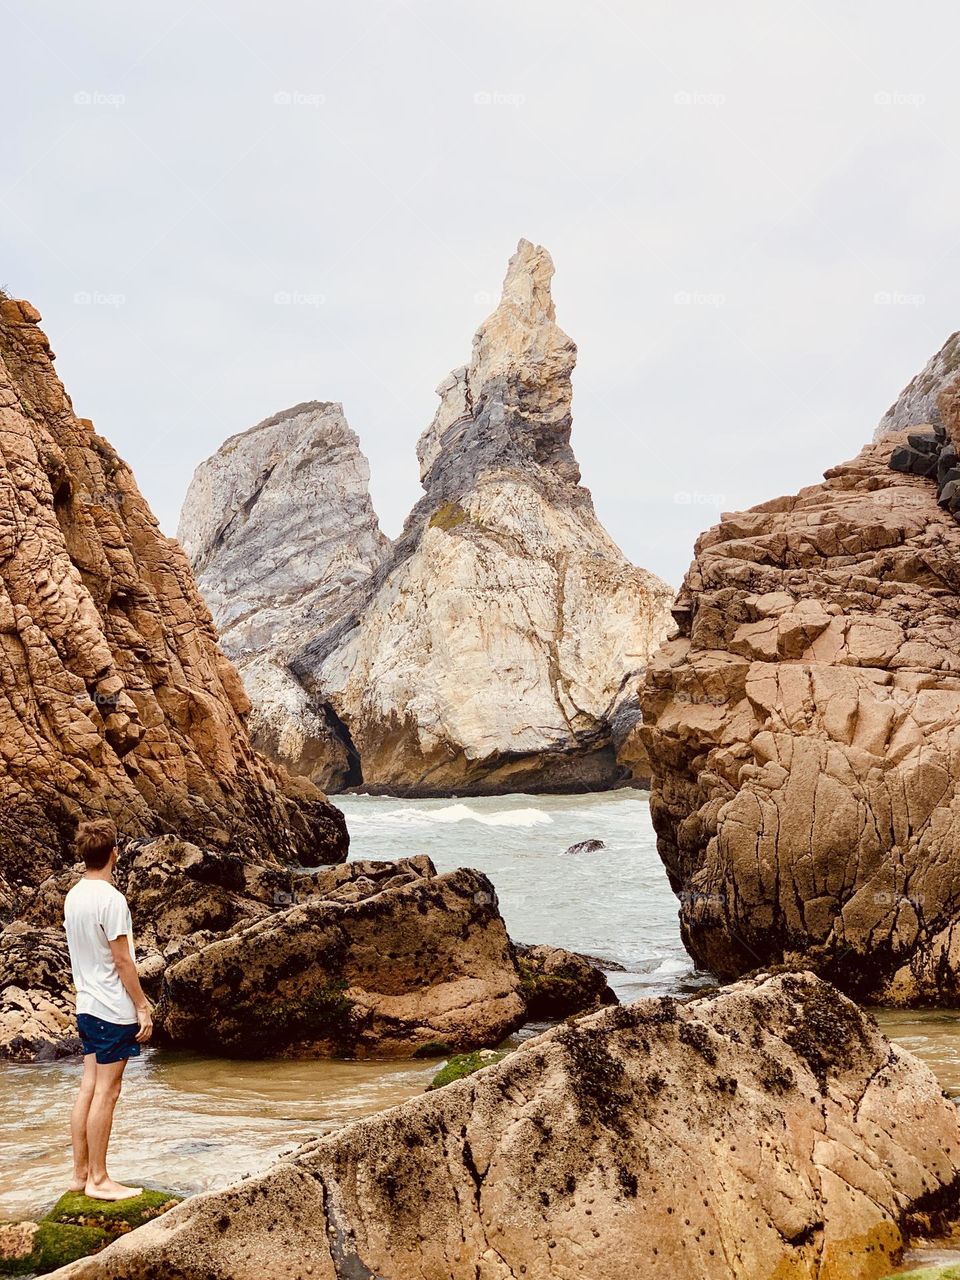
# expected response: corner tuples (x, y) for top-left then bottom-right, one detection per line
(68, 1178), (87, 1192)
(84, 1178), (142, 1201)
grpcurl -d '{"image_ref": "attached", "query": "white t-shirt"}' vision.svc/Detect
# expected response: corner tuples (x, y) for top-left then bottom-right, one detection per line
(64, 878), (138, 1025)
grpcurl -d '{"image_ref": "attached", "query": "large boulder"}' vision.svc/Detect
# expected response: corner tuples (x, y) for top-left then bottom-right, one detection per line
(177, 402), (389, 789)
(0, 298), (347, 918)
(642, 425), (960, 1004)
(50, 973), (960, 1280)
(279, 239), (673, 794)
(155, 862), (527, 1057)
(514, 942), (617, 1020)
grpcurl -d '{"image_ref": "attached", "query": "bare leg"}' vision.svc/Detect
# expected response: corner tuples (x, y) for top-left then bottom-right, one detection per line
(69, 1054), (97, 1191)
(85, 1057), (141, 1200)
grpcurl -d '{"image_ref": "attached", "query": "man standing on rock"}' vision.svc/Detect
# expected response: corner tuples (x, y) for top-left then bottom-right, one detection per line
(64, 819), (153, 1201)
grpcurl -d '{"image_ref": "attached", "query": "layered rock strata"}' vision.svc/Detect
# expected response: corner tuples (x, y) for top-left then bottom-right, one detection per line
(177, 402), (388, 787)
(0, 298), (347, 918)
(53, 973), (960, 1280)
(289, 240), (674, 793)
(642, 420), (960, 1002)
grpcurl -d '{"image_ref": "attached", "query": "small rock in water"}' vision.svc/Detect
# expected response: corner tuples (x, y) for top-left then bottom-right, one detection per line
(564, 839), (606, 855)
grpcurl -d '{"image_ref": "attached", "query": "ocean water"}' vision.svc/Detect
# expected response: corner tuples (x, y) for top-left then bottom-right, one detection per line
(338, 789), (700, 1001)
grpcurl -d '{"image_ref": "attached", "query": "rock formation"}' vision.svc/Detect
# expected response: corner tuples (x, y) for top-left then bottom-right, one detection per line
(642, 391), (960, 1001)
(0, 297), (348, 918)
(155, 858), (526, 1058)
(3, 836), (613, 1060)
(285, 239), (674, 793)
(514, 942), (617, 1020)
(876, 331), (960, 440)
(177, 402), (388, 787)
(0, 923), (79, 1062)
(1, 1189), (181, 1276)
(52, 972), (960, 1280)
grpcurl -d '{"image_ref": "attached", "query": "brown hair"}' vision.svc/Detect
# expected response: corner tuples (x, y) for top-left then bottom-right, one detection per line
(75, 819), (118, 871)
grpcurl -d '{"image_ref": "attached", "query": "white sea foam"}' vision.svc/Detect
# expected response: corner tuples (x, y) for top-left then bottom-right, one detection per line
(644, 956), (690, 977)
(372, 802), (553, 828)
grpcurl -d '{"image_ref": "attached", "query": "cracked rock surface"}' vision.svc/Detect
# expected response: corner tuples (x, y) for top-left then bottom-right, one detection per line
(642, 421), (960, 1003)
(177, 402), (389, 789)
(286, 239), (673, 794)
(51, 972), (960, 1280)
(0, 298), (347, 917)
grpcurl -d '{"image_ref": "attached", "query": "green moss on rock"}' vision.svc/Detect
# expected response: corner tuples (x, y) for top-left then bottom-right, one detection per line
(412, 1040), (454, 1059)
(428, 1049), (507, 1090)
(0, 1189), (183, 1276)
(428, 501), (468, 531)
(239, 982), (358, 1055)
(0, 1221), (108, 1276)
(518, 956), (582, 1013)
(46, 1187), (181, 1231)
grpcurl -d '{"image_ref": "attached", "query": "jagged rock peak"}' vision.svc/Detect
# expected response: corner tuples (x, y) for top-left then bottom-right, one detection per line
(416, 238), (580, 487)
(290, 240), (674, 795)
(875, 330), (960, 439)
(178, 400), (388, 659)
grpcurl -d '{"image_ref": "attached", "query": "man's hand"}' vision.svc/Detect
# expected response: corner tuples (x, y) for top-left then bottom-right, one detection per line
(135, 1003), (153, 1043)
(109, 935), (153, 1041)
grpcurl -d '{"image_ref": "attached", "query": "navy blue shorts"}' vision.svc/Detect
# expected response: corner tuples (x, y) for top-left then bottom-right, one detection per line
(77, 1014), (141, 1065)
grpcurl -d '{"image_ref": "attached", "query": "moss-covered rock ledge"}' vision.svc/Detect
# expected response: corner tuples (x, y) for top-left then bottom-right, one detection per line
(0, 1189), (180, 1276)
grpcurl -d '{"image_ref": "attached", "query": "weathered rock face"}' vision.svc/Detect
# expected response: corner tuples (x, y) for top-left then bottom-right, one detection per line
(177, 402), (388, 787)
(514, 942), (617, 1020)
(876, 331), (960, 440)
(0, 923), (79, 1062)
(156, 859), (527, 1058)
(0, 299), (347, 915)
(52, 973), (960, 1280)
(5, 836), (612, 1060)
(289, 240), (673, 794)
(642, 424), (960, 1004)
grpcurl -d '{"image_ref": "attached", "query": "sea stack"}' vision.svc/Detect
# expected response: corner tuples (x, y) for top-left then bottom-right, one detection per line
(642, 340), (960, 1005)
(288, 239), (674, 794)
(0, 296), (347, 918)
(177, 401), (388, 788)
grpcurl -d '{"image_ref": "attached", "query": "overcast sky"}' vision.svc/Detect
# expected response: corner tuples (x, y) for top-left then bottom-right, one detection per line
(3, 1), (958, 586)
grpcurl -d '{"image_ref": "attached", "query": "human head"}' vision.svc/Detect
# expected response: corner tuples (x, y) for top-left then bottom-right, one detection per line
(75, 819), (119, 872)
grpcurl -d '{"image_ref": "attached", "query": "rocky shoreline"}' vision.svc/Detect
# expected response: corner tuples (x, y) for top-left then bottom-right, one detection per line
(41, 973), (960, 1280)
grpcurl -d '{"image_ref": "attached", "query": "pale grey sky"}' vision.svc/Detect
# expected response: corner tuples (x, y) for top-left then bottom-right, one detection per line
(3, 1), (958, 586)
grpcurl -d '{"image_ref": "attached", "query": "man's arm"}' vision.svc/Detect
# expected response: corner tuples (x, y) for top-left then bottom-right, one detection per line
(108, 936), (153, 1043)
